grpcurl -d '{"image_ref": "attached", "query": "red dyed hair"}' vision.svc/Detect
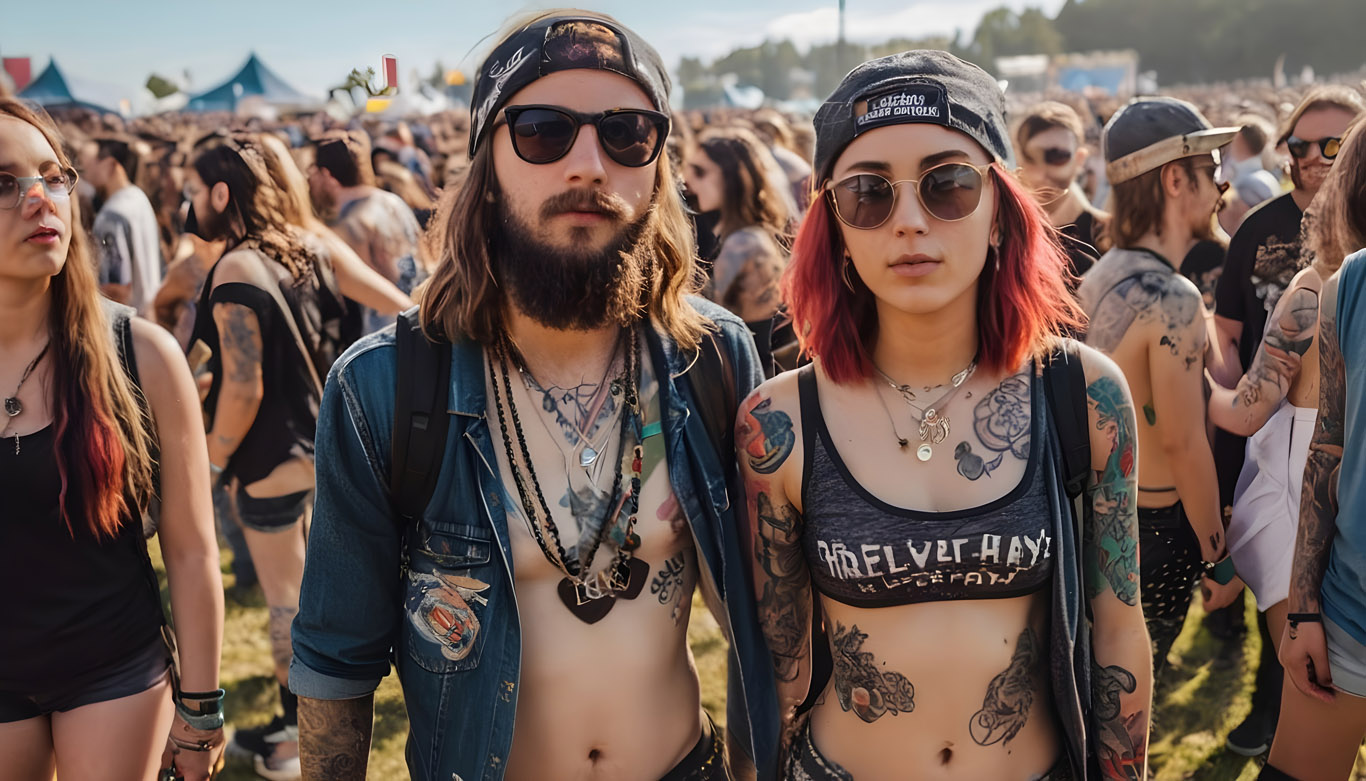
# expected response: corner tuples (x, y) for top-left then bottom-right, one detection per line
(782, 163), (1084, 384)
(0, 98), (157, 539)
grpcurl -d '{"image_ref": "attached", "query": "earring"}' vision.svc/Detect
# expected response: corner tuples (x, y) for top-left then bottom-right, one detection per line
(990, 236), (1002, 274)
(842, 256), (856, 292)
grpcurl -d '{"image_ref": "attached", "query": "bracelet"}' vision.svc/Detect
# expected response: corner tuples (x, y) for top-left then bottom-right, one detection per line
(174, 686), (226, 731)
(1203, 555), (1236, 585)
(209, 462), (225, 476)
(170, 730), (225, 752)
(1287, 612), (1323, 627)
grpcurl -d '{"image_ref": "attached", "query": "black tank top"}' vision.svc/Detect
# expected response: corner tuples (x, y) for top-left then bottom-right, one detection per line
(191, 248), (324, 485)
(0, 434), (162, 690)
(798, 366), (1055, 608)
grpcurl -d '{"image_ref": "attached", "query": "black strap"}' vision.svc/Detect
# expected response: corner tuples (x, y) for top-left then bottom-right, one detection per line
(686, 327), (738, 466)
(1043, 340), (1090, 499)
(389, 307), (452, 523)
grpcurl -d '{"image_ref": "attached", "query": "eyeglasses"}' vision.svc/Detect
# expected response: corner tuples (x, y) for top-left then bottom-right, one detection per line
(0, 168), (79, 210)
(501, 105), (670, 168)
(1286, 135), (1342, 160)
(1027, 147), (1073, 167)
(825, 162), (990, 229)
(1189, 159), (1230, 196)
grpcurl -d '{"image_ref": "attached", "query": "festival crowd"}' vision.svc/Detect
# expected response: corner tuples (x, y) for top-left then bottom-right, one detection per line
(3, 8), (1366, 781)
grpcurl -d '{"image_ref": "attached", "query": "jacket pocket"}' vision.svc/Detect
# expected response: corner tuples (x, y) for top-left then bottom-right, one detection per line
(402, 523), (495, 673)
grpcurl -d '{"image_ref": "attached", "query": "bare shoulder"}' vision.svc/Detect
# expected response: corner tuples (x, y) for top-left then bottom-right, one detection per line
(1073, 340), (1129, 388)
(210, 247), (271, 290)
(128, 317), (196, 405)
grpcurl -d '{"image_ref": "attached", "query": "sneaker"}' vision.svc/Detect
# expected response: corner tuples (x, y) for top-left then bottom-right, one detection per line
(228, 715), (296, 760)
(1225, 708), (1275, 756)
(253, 751), (301, 781)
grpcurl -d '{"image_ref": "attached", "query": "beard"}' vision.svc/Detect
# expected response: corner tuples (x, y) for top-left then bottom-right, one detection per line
(1290, 158), (1330, 196)
(185, 201), (232, 242)
(492, 188), (655, 332)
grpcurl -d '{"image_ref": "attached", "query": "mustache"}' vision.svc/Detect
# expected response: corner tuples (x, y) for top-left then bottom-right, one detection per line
(539, 188), (631, 221)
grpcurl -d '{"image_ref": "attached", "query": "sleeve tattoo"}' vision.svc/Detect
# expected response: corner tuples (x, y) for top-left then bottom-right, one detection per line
(1083, 376), (1141, 605)
(754, 490), (809, 682)
(1234, 286), (1318, 409)
(218, 303), (263, 385)
(1091, 660), (1147, 781)
(1291, 275), (1345, 613)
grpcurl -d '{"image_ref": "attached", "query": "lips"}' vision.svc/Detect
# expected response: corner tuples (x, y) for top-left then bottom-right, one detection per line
(26, 226), (59, 240)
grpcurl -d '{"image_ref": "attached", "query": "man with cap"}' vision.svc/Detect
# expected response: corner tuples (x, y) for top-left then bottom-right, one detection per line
(1077, 97), (1245, 676)
(289, 9), (774, 781)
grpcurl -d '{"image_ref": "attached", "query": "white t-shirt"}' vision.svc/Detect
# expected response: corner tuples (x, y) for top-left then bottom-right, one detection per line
(93, 185), (163, 318)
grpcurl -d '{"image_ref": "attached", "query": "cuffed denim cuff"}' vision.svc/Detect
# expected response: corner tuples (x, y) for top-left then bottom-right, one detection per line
(288, 657), (383, 700)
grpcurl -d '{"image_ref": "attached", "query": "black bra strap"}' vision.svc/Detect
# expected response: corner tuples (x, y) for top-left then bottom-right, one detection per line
(796, 363), (820, 458)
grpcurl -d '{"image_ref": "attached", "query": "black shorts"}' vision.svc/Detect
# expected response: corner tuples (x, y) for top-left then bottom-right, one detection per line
(0, 636), (170, 723)
(235, 486), (311, 533)
(660, 710), (730, 781)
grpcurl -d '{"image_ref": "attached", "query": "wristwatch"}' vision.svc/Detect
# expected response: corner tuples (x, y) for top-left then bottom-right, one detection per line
(1204, 554), (1236, 585)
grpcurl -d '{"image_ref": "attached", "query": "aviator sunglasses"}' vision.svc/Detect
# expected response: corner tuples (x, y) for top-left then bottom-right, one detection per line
(0, 166), (78, 210)
(1285, 135), (1342, 161)
(501, 104), (670, 167)
(825, 161), (991, 229)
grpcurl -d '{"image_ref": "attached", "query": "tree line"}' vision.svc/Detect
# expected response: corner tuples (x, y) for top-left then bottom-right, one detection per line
(679, 0), (1366, 107)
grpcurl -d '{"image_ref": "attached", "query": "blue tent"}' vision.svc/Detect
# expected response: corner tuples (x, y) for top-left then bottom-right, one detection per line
(186, 53), (313, 113)
(19, 59), (124, 114)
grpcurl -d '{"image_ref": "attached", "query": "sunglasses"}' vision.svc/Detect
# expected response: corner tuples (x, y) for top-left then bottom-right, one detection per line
(1286, 135), (1342, 160)
(1028, 147), (1074, 167)
(0, 167), (79, 210)
(825, 162), (990, 229)
(501, 104), (670, 168)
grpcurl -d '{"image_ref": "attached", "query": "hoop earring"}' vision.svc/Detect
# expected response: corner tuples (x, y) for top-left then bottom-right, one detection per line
(842, 256), (856, 292)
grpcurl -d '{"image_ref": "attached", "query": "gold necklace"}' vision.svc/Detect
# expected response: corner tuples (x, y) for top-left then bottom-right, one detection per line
(872, 357), (976, 461)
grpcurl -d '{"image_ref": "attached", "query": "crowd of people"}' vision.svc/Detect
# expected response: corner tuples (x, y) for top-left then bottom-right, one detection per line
(3, 7), (1366, 781)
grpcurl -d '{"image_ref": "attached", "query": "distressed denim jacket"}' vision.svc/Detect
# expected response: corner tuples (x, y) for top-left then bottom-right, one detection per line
(290, 298), (780, 781)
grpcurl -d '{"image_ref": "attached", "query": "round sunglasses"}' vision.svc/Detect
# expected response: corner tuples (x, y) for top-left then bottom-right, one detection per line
(502, 104), (670, 168)
(1286, 135), (1341, 161)
(825, 162), (990, 229)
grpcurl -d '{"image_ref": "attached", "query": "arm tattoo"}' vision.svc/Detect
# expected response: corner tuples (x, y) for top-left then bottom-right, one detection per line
(1291, 275), (1345, 613)
(969, 628), (1042, 746)
(1084, 377), (1140, 605)
(298, 694), (374, 781)
(755, 491), (809, 683)
(218, 303), (263, 384)
(830, 621), (916, 722)
(739, 395), (796, 475)
(955, 371), (1032, 481)
(1091, 660), (1146, 781)
(1235, 286), (1318, 408)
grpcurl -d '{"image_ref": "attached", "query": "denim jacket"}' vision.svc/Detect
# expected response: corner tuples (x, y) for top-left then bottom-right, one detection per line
(290, 298), (780, 781)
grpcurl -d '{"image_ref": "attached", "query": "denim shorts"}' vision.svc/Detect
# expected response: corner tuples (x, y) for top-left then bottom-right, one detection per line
(0, 636), (170, 722)
(235, 487), (312, 533)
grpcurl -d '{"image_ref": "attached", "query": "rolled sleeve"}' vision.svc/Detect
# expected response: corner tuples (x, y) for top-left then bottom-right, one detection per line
(290, 352), (403, 699)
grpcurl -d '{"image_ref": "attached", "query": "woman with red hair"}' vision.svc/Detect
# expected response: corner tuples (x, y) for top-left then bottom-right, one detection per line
(737, 52), (1152, 779)
(0, 99), (224, 779)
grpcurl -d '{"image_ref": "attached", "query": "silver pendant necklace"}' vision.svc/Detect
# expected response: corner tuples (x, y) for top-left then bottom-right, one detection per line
(2, 341), (51, 455)
(872, 357), (977, 462)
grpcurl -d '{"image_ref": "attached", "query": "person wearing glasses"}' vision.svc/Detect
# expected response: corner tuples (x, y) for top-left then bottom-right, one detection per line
(0, 99), (225, 781)
(1206, 86), (1363, 757)
(1014, 100), (1111, 281)
(291, 11), (776, 781)
(1077, 98), (1245, 681)
(741, 51), (1152, 779)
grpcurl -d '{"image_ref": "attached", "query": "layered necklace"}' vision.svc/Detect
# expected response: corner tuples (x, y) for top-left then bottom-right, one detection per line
(2, 341), (50, 455)
(489, 329), (648, 624)
(872, 356), (977, 462)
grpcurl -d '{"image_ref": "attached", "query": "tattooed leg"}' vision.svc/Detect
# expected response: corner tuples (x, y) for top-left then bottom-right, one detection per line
(969, 628), (1042, 746)
(830, 622), (916, 723)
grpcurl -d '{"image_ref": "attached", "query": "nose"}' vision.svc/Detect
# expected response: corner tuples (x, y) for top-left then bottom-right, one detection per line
(889, 181), (930, 237)
(20, 180), (58, 218)
(560, 125), (607, 186)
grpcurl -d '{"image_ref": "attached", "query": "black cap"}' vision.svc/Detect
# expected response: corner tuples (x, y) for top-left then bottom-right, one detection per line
(468, 14), (671, 159)
(812, 50), (1013, 183)
(1103, 97), (1238, 184)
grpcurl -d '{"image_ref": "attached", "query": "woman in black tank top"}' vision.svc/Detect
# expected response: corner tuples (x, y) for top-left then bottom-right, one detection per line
(736, 54), (1153, 780)
(0, 100), (224, 780)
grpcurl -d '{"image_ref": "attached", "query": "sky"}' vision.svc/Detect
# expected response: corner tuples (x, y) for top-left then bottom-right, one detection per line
(1, 0), (1066, 104)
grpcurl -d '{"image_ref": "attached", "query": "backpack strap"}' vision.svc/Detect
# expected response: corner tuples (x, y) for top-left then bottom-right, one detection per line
(390, 307), (452, 524)
(1044, 339), (1091, 500)
(686, 325), (738, 465)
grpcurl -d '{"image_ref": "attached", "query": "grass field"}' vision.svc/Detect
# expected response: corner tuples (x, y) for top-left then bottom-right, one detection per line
(159, 543), (1365, 781)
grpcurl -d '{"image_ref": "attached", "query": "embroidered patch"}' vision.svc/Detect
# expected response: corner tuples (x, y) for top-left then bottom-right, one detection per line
(408, 572), (490, 662)
(853, 84), (950, 134)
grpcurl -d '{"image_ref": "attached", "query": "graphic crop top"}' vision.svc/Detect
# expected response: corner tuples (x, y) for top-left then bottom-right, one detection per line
(797, 365), (1054, 608)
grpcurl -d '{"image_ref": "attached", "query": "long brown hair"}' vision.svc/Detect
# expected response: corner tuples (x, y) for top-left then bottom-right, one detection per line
(1307, 118), (1366, 272)
(418, 120), (707, 351)
(694, 125), (793, 242)
(0, 98), (156, 538)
